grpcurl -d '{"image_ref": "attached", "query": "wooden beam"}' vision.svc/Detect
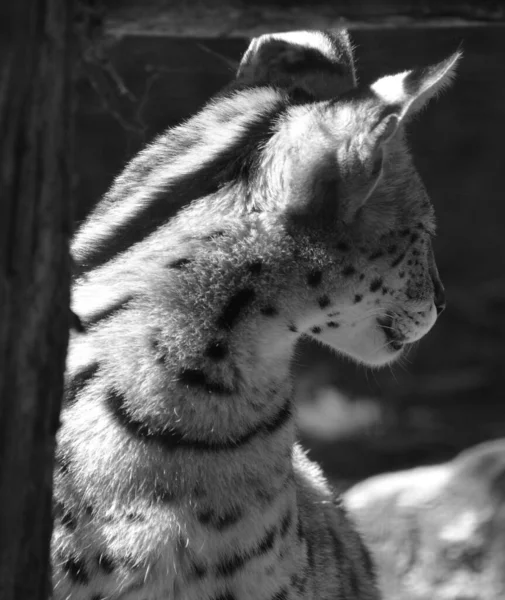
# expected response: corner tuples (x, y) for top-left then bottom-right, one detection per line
(104, 0), (505, 38)
(0, 1), (73, 598)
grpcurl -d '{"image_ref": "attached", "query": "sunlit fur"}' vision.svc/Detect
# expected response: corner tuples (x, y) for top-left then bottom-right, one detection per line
(52, 30), (459, 600)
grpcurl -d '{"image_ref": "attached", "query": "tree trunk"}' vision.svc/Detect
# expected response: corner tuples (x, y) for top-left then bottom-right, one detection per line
(0, 0), (73, 598)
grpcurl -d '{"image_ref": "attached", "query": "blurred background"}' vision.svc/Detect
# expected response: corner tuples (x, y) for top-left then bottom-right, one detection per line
(74, 0), (505, 489)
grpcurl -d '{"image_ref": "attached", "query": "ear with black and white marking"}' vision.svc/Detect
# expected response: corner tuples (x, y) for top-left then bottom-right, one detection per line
(236, 29), (357, 100)
(337, 52), (461, 222)
(279, 52), (461, 222)
(370, 51), (462, 120)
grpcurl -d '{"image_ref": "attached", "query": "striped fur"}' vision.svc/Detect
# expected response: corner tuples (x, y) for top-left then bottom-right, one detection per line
(52, 30), (460, 599)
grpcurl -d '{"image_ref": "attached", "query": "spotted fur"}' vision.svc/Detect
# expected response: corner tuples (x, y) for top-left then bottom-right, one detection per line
(52, 30), (460, 599)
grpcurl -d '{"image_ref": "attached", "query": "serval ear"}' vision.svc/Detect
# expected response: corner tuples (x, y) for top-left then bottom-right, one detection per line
(334, 111), (400, 223)
(370, 51), (462, 120)
(335, 52), (461, 222)
(236, 29), (357, 100)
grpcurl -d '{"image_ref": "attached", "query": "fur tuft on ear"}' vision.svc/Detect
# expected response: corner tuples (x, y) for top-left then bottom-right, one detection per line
(370, 51), (462, 119)
(334, 52), (461, 221)
(236, 29), (357, 100)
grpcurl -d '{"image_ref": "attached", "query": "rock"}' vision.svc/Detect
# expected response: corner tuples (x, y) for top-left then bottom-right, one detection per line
(345, 439), (505, 599)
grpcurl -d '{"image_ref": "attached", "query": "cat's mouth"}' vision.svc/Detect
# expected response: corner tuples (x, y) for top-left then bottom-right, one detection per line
(377, 315), (407, 352)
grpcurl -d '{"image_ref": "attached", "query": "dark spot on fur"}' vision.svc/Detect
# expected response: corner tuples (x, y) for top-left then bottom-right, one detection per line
(391, 252), (406, 267)
(65, 362), (99, 406)
(215, 526), (276, 577)
(205, 340), (228, 360)
(400, 228), (411, 237)
(382, 287), (389, 295)
(198, 506), (243, 530)
(342, 265), (356, 277)
(297, 516), (304, 539)
(204, 230), (225, 242)
(318, 295), (331, 309)
(410, 233), (420, 244)
(70, 309), (85, 332)
(271, 588), (289, 600)
(280, 45), (348, 77)
(288, 323), (298, 333)
(126, 510), (145, 522)
(217, 288), (255, 329)
(280, 510), (293, 537)
(306, 537), (316, 569)
(214, 507), (243, 530)
(261, 305), (278, 317)
(337, 241), (350, 252)
(213, 593), (236, 600)
(257, 527), (277, 554)
(193, 486), (206, 499)
(62, 557), (89, 584)
(248, 260), (263, 275)
(328, 527), (345, 565)
(254, 482), (277, 504)
(97, 554), (115, 574)
(399, 271), (405, 278)
(359, 273), (365, 281)
(56, 453), (70, 474)
(178, 368), (233, 395)
(387, 244), (398, 255)
(327, 321), (340, 328)
(311, 326), (321, 334)
(167, 257), (191, 269)
(412, 249), (420, 257)
(291, 571), (308, 593)
(153, 485), (176, 503)
(289, 87), (317, 104)
(370, 277), (383, 292)
(407, 260), (413, 266)
(354, 294), (363, 303)
(151, 336), (167, 364)
(60, 508), (77, 531)
(369, 250), (384, 260)
(193, 562), (207, 578)
(307, 269), (322, 287)
(349, 566), (361, 596)
(359, 539), (377, 580)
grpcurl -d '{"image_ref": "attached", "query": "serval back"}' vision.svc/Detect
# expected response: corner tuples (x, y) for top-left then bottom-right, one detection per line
(52, 29), (460, 600)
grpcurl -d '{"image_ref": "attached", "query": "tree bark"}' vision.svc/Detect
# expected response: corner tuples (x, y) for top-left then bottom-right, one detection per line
(0, 0), (73, 598)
